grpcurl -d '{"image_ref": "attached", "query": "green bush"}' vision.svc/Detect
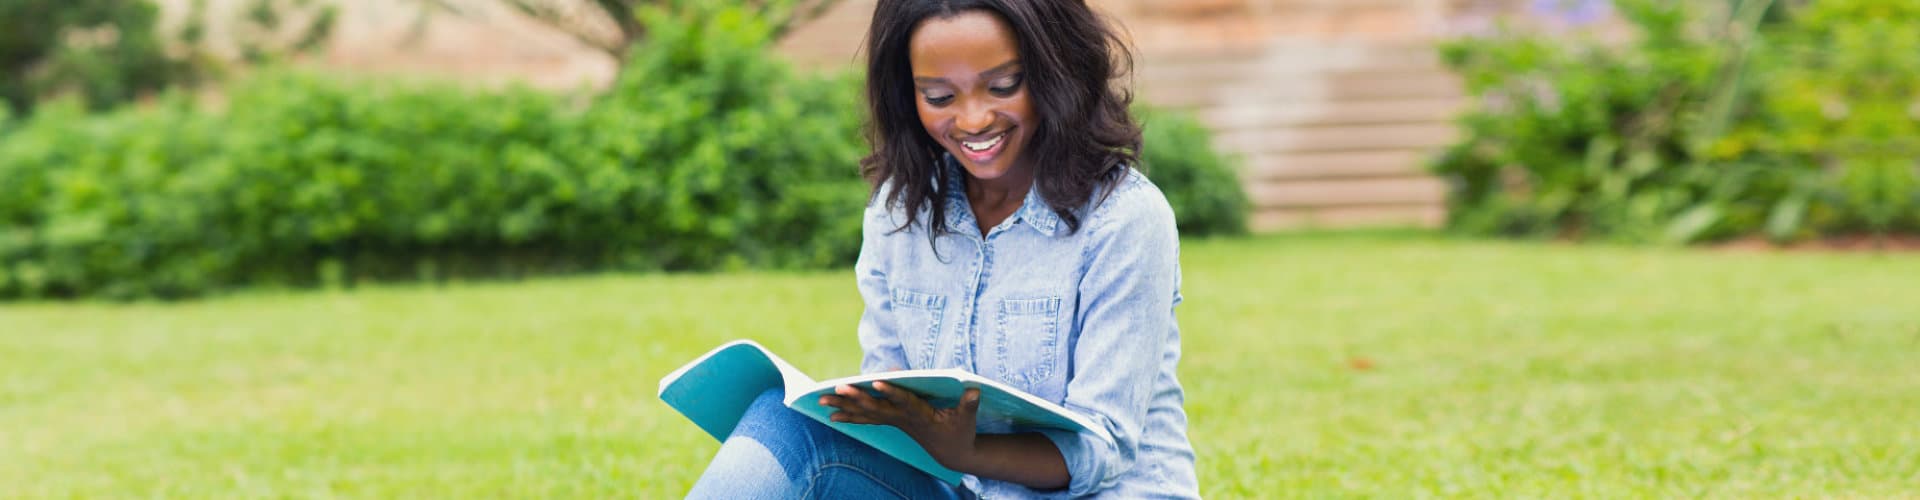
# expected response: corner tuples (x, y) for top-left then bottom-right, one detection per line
(0, 5), (1247, 300)
(589, 6), (868, 270)
(1138, 106), (1250, 237)
(0, 0), (199, 113)
(0, 6), (868, 299)
(1433, 0), (1919, 243)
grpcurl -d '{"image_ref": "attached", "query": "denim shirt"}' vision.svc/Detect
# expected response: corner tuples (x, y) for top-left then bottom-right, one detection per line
(854, 157), (1200, 499)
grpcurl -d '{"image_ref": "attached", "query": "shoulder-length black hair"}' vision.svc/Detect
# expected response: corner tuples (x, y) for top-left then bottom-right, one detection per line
(860, 0), (1141, 237)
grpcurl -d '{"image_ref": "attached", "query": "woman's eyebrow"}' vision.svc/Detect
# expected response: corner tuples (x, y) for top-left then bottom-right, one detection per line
(912, 60), (1021, 85)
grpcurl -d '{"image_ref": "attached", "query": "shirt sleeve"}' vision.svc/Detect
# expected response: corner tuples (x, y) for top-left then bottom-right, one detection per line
(1045, 184), (1181, 496)
(856, 197), (909, 374)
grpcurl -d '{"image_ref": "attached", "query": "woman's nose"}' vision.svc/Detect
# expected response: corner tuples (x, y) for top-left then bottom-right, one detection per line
(955, 101), (994, 135)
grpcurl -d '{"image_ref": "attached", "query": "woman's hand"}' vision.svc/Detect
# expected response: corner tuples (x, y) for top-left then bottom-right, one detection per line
(820, 382), (983, 470)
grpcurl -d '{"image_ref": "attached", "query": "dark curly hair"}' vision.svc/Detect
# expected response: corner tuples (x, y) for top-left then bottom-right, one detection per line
(860, 0), (1140, 237)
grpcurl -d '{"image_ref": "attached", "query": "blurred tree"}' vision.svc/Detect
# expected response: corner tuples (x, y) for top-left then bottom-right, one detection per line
(0, 0), (340, 114)
(411, 0), (841, 63)
(227, 0), (341, 64)
(0, 0), (197, 113)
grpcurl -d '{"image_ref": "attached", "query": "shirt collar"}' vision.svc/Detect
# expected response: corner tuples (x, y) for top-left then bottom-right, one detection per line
(938, 154), (1065, 237)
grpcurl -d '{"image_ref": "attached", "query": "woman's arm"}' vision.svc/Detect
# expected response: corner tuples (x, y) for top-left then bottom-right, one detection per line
(821, 383), (1070, 490)
(1038, 183), (1181, 495)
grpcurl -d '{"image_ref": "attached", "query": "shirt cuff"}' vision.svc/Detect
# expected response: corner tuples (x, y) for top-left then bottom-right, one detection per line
(1039, 428), (1104, 496)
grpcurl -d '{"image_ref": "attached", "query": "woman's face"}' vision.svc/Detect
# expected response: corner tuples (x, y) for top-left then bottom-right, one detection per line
(908, 10), (1036, 184)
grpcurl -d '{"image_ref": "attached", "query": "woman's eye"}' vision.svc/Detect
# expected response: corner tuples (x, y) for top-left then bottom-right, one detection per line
(989, 75), (1023, 95)
(924, 94), (954, 105)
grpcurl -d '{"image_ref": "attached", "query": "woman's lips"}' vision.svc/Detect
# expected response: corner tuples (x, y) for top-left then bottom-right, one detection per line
(958, 131), (1007, 164)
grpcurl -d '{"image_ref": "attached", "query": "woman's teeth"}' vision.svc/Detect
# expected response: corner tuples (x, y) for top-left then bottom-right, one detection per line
(962, 134), (1003, 152)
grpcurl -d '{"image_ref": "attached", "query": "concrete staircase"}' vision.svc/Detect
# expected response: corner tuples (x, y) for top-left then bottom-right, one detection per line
(778, 0), (1514, 231)
(1134, 39), (1460, 231)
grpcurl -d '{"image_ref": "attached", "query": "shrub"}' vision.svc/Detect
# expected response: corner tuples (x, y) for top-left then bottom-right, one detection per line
(0, 0), (198, 113)
(586, 5), (868, 270)
(1432, 0), (1918, 243)
(1138, 106), (1250, 237)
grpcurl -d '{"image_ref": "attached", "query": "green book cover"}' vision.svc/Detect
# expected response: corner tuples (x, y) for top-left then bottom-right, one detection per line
(657, 340), (1112, 486)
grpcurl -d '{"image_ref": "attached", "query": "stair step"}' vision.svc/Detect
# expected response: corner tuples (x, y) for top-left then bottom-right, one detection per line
(1215, 123), (1459, 155)
(1195, 97), (1463, 129)
(1137, 41), (1445, 74)
(1245, 150), (1435, 181)
(1252, 204), (1446, 231)
(1143, 70), (1462, 107)
(1248, 175), (1448, 209)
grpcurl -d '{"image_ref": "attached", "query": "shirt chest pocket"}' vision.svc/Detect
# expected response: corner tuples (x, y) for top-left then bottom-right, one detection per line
(889, 288), (946, 368)
(993, 296), (1064, 390)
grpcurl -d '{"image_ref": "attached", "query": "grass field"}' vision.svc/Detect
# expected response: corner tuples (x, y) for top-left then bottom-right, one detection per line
(3, 231), (1917, 498)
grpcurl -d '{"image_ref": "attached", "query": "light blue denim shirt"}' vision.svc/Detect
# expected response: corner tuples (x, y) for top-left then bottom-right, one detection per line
(854, 156), (1200, 499)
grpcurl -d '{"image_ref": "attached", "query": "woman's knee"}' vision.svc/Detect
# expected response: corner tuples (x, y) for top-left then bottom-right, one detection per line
(735, 389), (823, 455)
(688, 388), (826, 498)
(702, 388), (957, 499)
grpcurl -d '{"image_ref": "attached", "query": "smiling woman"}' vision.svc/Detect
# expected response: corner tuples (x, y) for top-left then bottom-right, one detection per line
(684, 1), (1200, 499)
(861, 0), (1144, 241)
(906, 11), (1037, 212)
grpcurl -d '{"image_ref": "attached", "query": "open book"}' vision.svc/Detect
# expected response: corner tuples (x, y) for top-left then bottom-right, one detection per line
(657, 339), (1110, 486)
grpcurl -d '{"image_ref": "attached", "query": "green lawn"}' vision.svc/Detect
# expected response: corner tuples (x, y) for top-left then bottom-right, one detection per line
(3, 232), (1916, 497)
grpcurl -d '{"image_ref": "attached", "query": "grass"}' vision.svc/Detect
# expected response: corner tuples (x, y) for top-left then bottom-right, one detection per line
(3, 231), (1917, 497)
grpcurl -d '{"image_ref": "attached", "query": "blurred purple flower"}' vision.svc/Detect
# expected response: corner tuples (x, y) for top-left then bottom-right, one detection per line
(1531, 0), (1612, 26)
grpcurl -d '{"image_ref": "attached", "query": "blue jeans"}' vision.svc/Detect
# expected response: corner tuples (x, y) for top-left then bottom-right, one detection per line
(687, 388), (974, 499)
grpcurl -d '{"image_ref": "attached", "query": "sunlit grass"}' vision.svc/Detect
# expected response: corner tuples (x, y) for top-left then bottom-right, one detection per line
(4, 231), (1916, 497)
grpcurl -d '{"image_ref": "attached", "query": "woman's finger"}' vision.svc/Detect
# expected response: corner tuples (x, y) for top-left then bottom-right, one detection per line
(871, 381), (922, 408)
(831, 411), (877, 424)
(833, 384), (874, 409)
(831, 404), (901, 426)
(958, 388), (981, 420)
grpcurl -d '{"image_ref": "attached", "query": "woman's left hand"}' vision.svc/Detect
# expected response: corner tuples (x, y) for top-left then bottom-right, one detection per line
(821, 382), (982, 470)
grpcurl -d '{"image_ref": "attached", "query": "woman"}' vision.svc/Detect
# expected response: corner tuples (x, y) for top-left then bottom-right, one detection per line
(688, 1), (1197, 497)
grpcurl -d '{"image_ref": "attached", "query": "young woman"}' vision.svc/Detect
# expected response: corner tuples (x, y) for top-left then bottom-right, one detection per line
(687, 1), (1197, 497)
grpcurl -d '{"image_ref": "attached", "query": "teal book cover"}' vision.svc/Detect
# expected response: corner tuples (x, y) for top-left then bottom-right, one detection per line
(657, 340), (1111, 486)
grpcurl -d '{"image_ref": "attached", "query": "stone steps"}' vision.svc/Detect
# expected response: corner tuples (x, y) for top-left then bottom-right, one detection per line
(1215, 122), (1459, 155)
(773, 0), (1481, 231)
(1253, 204), (1446, 231)
(1248, 176), (1449, 210)
(1196, 97), (1463, 130)
(1142, 69), (1462, 108)
(1242, 149), (1436, 181)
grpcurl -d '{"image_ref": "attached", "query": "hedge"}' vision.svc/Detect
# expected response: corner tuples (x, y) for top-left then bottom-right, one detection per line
(1433, 0), (1918, 243)
(0, 7), (1246, 300)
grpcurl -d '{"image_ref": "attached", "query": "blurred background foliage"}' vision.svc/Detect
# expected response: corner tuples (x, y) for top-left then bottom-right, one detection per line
(0, 0), (200, 113)
(0, 2), (1247, 300)
(1138, 107), (1251, 238)
(1433, 0), (1918, 244)
(423, 0), (844, 62)
(0, 0), (343, 113)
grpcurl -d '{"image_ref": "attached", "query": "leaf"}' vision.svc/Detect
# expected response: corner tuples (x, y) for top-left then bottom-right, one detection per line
(1766, 192), (1810, 242)
(1663, 203), (1723, 244)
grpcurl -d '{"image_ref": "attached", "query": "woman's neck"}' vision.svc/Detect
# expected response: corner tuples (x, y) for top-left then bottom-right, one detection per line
(964, 170), (1033, 235)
